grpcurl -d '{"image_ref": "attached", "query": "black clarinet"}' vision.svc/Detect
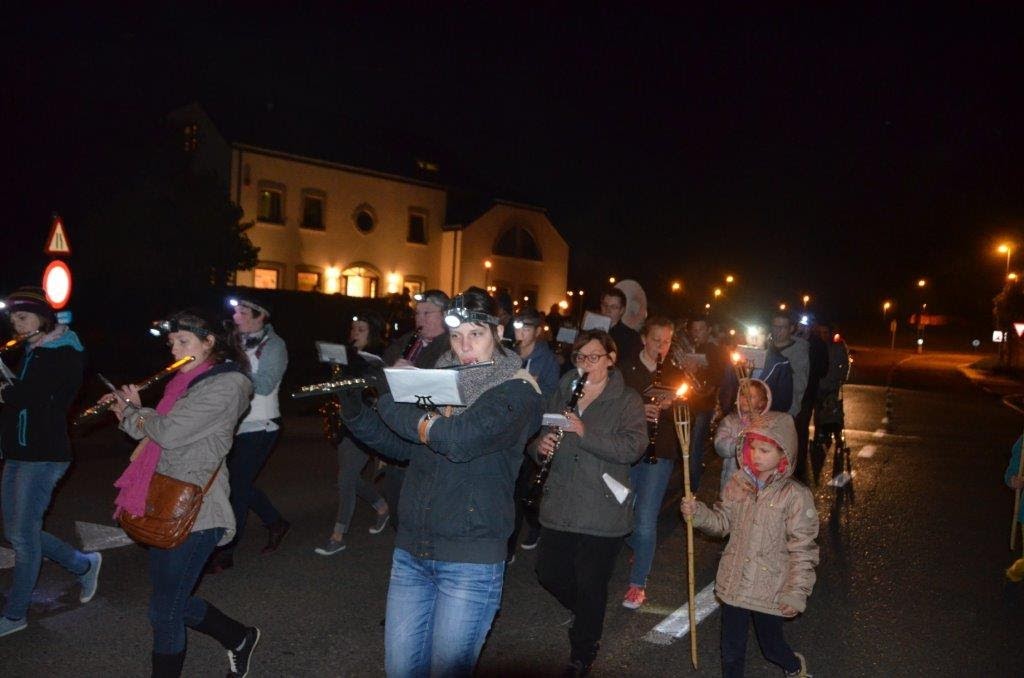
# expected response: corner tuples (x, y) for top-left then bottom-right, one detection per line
(401, 329), (420, 362)
(525, 371), (588, 509)
(643, 356), (664, 464)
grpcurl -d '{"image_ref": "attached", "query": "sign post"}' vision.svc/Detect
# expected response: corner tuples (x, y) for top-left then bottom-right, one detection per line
(42, 213), (73, 321)
(889, 319), (897, 351)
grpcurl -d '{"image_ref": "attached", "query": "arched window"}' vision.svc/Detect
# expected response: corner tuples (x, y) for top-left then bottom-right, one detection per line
(492, 226), (542, 261)
(341, 263), (380, 298)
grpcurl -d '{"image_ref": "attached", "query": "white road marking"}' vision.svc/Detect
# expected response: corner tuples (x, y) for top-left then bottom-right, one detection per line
(76, 521), (135, 552)
(828, 470), (856, 487)
(872, 429), (886, 438)
(0, 546), (14, 569)
(644, 582), (719, 645)
(858, 445), (877, 458)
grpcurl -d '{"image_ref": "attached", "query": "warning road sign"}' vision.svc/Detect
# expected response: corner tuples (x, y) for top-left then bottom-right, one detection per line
(44, 214), (71, 255)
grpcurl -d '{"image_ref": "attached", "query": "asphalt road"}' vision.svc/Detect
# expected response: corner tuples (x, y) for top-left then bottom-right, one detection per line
(2, 346), (1024, 676)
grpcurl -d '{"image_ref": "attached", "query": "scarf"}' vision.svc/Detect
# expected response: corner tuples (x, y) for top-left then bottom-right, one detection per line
(112, 360), (214, 517)
(434, 349), (523, 416)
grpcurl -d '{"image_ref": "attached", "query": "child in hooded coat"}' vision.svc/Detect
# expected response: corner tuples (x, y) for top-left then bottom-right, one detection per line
(714, 378), (773, 496)
(682, 409), (818, 677)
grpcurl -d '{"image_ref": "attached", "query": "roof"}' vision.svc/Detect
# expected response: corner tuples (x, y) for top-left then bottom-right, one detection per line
(444, 189), (549, 230)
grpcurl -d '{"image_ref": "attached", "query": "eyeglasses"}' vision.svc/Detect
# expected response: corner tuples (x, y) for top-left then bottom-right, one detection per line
(574, 352), (609, 365)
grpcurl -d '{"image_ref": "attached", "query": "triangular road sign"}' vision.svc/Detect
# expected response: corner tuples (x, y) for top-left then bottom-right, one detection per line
(1014, 322), (1024, 338)
(44, 214), (72, 255)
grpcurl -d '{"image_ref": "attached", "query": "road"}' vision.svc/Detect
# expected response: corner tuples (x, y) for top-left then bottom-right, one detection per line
(2, 346), (1024, 676)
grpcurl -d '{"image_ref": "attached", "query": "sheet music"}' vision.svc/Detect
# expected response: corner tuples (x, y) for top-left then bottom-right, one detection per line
(542, 412), (570, 428)
(0, 357), (15, 386)
(316, 342), (348, 365)
(735, 345), (767, 369)
(555, 327), (578, 344)
(384, 367), (464, 407)
(581, 311), (612, 332)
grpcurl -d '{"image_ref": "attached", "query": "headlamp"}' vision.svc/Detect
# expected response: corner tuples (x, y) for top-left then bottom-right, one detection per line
(0, 301), (6, 311)
(513, 319), (525, 330)
(413, 293), (424, 302)
(443, 295), (500, 328)
(227, 296), (270, 317)
(149, 319), (211, 339)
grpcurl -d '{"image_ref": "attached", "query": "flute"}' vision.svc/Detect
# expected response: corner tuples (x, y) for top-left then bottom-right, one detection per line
(73, 356), (195, 426)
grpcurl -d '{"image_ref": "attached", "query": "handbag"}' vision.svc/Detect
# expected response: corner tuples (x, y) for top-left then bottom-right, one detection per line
(118, 462), (223, 550)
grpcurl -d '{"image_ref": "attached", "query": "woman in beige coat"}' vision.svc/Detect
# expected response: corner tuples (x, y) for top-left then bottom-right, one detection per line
(682, 410), (818, 677)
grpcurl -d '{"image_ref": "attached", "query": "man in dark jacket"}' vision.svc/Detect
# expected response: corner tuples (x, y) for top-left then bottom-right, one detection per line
(601, 288), (641, 364)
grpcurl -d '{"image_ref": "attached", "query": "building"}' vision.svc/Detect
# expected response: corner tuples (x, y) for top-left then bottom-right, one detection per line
(167, 103), (569, 311)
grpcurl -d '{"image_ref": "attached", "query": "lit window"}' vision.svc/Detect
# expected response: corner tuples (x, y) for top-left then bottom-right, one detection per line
(296, 271), (321, 292)
(408, 211), (427, 244)
(258, 184), (284, 224)
(342, 265), (379, 298)
(493, 226), (542, 261)
(301, 192), (325, 230)
(253, 267), (280, 289)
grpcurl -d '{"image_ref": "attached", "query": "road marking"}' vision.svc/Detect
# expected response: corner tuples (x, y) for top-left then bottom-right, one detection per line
(644, 582), (718, 645)
(76, 521), (135, 552)
(828, 470), (856, 487)
(872, 429), (886, 438)
(858, 445), (877, 458)
(1, 546), (13, 570)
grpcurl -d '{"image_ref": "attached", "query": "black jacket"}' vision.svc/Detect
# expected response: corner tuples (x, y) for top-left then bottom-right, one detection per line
(1, 332), (85, 462)
(621, 355), (686, 460)
(382, 330), (450, 369)
(343, 378), (543, 564)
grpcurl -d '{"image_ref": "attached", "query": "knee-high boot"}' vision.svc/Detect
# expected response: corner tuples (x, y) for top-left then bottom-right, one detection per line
(190, 603), (246, 650)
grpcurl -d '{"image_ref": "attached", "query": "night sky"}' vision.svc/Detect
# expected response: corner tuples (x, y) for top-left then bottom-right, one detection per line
(5, 4), (1024, 328)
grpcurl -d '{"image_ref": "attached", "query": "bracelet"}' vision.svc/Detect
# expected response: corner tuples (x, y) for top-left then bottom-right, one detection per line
(417, 412), (437, 444)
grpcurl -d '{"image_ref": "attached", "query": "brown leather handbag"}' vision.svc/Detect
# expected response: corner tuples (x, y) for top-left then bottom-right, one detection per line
(119, 462), (223, 550)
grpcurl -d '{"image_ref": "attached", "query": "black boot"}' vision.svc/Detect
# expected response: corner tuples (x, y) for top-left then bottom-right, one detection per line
(191, 603), (247, 650)
(151, 651), (185, 678)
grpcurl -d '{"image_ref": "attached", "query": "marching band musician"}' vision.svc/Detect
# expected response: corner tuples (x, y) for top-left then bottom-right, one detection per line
(110, 310), (258, 677)
(314, 311), (391, 556)
(207, 296), (290, 573)
(531, 330), (647, 676)
(378, 289), (450, 530)
(337, 287), (543, 677)
(677, 315), (727, 492)
(619, 316), (686, 610)
(0, 287), (101, 639)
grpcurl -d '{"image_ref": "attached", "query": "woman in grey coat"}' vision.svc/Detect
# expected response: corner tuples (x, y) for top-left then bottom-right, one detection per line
(531, 329), (647, 675)
(111, 311), (259, 678)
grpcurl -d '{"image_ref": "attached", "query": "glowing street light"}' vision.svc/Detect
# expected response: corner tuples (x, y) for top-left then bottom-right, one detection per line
(725, 275), (735, 284)
(713, 288), (722, 298)
(671, 281), (682, 293)
(802, 294), (810, 308)
(1010, 273), (1019, 281)
(608, 276), (616, 284)
(704, 303), (711, 310)
(483, 259), (492, 288)
(998, 243), (1014, 276)
(883, 300), (892, 317)
(779, 303), (787, 311)
(917, 279), (927, 288)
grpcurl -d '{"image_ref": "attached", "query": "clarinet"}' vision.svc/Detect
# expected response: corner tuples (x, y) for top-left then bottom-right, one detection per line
(401, 329), (420, 362)
(643, 356), (664, 464)
(524, 371), (588, 509)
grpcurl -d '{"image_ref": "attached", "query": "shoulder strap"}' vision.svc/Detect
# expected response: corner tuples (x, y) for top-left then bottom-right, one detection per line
(200, 460), (225, 495)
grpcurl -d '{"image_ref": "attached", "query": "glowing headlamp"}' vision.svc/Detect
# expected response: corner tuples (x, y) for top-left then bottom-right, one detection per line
(149, 319), (211, 339)
(513, 319), (525, 330)
(443, 295), (500, 328)
(227, 297), (270, 317)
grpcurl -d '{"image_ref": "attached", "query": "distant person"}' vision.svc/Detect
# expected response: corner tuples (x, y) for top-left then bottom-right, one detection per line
(768, 311), (809, 419)
(794, 318), (829, 480)
(600, 288), (641, 366)
(811, 323), (851, 467)
(677, 315), (726, 491)
(682, 411), (817, 678)
(1005, 434), (1024, 582)
(0, 287), (101, 639)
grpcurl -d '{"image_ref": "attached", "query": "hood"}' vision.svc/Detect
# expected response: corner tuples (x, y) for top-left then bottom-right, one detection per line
(736, 378), (771, 420)
(740, 411), (798, 481)
(33, 325), (84, 352)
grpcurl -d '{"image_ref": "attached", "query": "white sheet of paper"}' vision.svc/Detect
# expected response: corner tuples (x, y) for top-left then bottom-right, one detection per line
(556, 327), (578, 344)
(385, 367), (464, 406)
(582, 311), (612, 331)
(542, 413), (570, 428)
(736, 345), (767, 369)
(602, 473), (630, 504)
(316, 342), (348, 364)
(681, 352), (708, 367)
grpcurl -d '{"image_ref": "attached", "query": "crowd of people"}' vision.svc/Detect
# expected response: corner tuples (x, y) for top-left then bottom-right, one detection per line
(0, 282), (858, 677)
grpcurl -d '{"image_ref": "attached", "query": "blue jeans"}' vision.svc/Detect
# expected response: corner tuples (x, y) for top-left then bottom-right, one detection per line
(384, 547), (504, 677)
(225, 429), (283, 550)
(626, 457), (675, 587)
(148, 528), (223, 654)
(2, 460), (89, 620)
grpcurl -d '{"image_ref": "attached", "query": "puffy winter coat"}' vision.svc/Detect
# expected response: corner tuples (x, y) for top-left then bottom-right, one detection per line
(692, 411), (819, 615)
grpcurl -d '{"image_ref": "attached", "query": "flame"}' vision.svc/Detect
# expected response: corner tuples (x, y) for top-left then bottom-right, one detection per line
(675, 383), (689, 398)
(731, 351), (742, 364)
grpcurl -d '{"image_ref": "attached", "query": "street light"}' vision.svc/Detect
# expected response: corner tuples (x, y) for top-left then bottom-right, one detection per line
(917, 279), (927, 288)
(779, 303), (787, 311)
(704, 303), (711, 310)
(999, 243), (1013, 277)
(483, 259), (492, 288)
(802, 294), (810, 309)
(882, 300), (892, 317)
(1010, 273), (1019, 281)
(713, 288), (722, 298)
(725, 275), (735, 284)
(671, 281), (682, 293)
(608, 276), (616, 284)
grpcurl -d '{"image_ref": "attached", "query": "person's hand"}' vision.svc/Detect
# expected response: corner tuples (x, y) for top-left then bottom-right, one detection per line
(680, 497), (698, 518)
(643, 403), (661, 422)
(337, 386), (366, 417)
(779, 603), (798, 617)
(537, 432), (559, 458)
(121, 385), (141, 407)
(1011, 476), (1024, 490)
(563, 412), (585, 437)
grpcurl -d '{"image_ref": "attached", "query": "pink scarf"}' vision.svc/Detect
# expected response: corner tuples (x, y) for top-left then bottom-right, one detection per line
(113, 360), (213, 517)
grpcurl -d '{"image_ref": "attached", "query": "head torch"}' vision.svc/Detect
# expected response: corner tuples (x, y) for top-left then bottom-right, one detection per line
(443, 295), (500, 329)
(149, 319), (212, 339)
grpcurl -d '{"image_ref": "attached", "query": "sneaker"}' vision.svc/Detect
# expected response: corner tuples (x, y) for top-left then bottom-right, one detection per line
(520, 530), (540, 550)
(227, 626), (260, 677)
(622, 584), (646, 609)
(261, 519), (291, 555)
(0, 616), (27, 638)
(785, 651), (811, 677)
(79, 552), (102, 603)
(368, 511), (390, 535)
(314, 537), (347, 556)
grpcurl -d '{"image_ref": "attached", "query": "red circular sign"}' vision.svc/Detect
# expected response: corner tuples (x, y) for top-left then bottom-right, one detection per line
(42, 260), (73, 309)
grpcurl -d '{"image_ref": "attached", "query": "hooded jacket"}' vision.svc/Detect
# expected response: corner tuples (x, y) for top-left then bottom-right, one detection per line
(0, 326), (85, 462)
(714, 378), (776, 489)
(692, 410), (819, 615)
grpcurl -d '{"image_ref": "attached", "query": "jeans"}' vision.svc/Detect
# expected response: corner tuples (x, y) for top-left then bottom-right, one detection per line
(225, 429), (284, 551)
(626, 457), (675, 587)
(2, 460), (89, 620)
(335, 437), (386, 534)
(689, 410), (712, 491)
(384, 547), (504, 677)
(720, 603), (800, 676)
(535, 527), (623, 664)
(148, 528), (224, 654)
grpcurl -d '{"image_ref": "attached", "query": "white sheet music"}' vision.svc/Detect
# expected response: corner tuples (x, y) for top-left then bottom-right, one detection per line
(384, 367), (464, 407)
(581, 311), (612, 331)
(0, 358), (15, 386)
(556, 327), (578, 344)
(316, 342), (348, 364)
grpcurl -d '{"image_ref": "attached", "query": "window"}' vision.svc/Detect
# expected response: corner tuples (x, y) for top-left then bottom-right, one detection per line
(296, 271), (321, 292)
(403, 277), (425, 297)
(253, 266), (281, 289)
(301, 190), (325, 230)
(492, 226), (542, 261)
(342, 265), (380, 298)
(353, 204), (376, 234)
(257, 182), (285, 224)
(407, 210), (427, 244)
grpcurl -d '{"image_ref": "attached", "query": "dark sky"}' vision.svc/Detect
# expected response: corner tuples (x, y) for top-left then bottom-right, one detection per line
(5, 4), (1024, 325)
